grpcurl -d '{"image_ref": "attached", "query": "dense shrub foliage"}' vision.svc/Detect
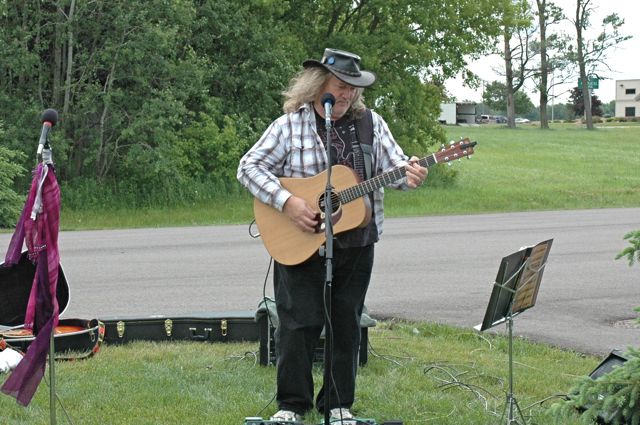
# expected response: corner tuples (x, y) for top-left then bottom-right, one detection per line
(1, 0), (507, 223)
(0, 126), (26, 227)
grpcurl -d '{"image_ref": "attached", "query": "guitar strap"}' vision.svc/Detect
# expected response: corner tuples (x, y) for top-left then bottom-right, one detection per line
(355, 108), (373, 180)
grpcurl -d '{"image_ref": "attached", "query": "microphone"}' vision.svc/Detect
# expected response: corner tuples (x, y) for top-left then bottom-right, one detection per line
(37, 109), (59, 156)
(321, 93), (335, 128)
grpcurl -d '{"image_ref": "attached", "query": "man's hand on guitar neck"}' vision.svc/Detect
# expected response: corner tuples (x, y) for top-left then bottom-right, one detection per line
(281, 157), (426, 234)
(406, 156), (428, 188)
(283, 195), (319, 233)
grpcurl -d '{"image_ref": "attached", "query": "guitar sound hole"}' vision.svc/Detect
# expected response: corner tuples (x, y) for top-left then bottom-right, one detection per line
(318, 192), (341, 214)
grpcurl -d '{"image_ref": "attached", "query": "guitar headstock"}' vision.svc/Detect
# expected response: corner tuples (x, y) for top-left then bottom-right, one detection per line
(435, 138), (477, 164)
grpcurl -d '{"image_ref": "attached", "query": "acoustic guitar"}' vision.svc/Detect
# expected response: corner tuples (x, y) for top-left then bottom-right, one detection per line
(254, 139), (477, 265)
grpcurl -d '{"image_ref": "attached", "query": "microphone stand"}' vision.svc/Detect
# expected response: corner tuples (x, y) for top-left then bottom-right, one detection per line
(322, 107), (335, 425)
(37, 133), (57, 425)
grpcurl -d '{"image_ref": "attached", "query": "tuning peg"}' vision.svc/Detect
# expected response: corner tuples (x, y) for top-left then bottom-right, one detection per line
(449, 140), (455, 145)
(467, 156), (472, 160)
(440, 143), (445, 150)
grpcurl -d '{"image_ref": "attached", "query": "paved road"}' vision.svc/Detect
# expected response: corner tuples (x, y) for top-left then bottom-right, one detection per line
(1, 208), (639, 356)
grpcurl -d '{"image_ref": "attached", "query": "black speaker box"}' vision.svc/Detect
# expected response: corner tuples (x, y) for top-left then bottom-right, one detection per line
(589, 349), (629, 379)
(257, 313), (368, 367)
(582, 349), (631, 425)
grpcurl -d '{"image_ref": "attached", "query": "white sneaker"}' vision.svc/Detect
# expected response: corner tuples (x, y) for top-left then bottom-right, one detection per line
(329, 408), (357, 424)
(270, 409), (302, 422)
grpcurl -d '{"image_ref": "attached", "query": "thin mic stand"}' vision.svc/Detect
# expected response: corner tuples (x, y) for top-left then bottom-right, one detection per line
(322, 112), (335, 425)
(37, 138), (57, 425)
(49, 331), (56, 425)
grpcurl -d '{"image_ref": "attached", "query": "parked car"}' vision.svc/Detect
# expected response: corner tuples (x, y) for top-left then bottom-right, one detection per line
(495, 115), (507, 123)
(479, 114), (496, 124)
(515, 117), (530, 123)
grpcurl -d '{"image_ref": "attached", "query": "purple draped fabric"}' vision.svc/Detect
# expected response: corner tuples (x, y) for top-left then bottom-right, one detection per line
(2, 163), (60, 406)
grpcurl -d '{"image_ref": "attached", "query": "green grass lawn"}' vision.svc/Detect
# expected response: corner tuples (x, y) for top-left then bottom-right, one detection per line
(0, 321), (594, 425)
(385, 123), (640, 217)
(55, 122), (640, 230)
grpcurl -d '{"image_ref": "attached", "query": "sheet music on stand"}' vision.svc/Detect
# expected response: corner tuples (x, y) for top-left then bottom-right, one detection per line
(474, 238), (553, 425)
(475, 239), (553, 332)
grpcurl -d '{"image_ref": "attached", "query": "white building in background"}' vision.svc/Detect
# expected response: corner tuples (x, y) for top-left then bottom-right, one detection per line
(438, 102), (477, 124)
(615, 79), (640, 118)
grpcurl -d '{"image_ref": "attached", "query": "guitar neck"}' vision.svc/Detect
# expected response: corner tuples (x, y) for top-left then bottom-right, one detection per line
(339, 154), (436, 204)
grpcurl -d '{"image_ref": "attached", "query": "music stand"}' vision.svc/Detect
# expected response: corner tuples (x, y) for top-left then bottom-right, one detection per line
(475, 239), (553, 425)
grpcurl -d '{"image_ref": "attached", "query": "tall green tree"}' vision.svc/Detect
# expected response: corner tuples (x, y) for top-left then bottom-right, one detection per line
(532, 0), (572, 129)
(483, 81), (535, 116)
(0, 0), (512, 212)
(0, 152), (25, 227)
(281, 0), (506, 152)
(0, 123), (26, 227)
(1, 1), (213, 184)
(0, 1), (53, 187)
(189, 0), (304, 137)
(495, 0), (534, 128)
(568, 0), (631, 130)
(568, 86), (602, 118)
(602, 100), (615, 117)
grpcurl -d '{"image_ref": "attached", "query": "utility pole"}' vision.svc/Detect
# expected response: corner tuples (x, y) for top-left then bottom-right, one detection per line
(551, 70), (555, 121)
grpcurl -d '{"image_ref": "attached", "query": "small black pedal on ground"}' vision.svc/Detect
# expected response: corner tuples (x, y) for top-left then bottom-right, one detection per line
(243, 417), (395, 425)
(243, 419), (303, 425)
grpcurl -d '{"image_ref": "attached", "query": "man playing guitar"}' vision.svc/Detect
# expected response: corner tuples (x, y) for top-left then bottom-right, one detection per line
(237, 48), (427, 423)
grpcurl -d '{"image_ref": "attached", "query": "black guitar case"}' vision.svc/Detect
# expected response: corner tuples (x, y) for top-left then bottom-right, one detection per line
(0, 251), (103, 358)
(0, 251), (69, 326)
(100, 311), (259, 345)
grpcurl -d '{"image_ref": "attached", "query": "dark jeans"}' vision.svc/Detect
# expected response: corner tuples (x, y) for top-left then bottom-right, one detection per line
(273, 244), (374, 415)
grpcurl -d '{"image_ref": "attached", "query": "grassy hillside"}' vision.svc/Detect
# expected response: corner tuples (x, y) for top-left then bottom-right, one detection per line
(58, 122), (640, 230)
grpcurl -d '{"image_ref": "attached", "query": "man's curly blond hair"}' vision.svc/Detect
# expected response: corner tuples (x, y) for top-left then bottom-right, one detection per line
(282, 67), (366, 118)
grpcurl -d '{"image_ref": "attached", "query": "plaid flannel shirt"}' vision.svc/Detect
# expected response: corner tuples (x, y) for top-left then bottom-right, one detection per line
(237, 103), (410, 236)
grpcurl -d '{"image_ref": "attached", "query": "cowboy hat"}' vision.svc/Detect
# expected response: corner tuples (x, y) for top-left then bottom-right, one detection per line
(302, 48), (377, 88)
